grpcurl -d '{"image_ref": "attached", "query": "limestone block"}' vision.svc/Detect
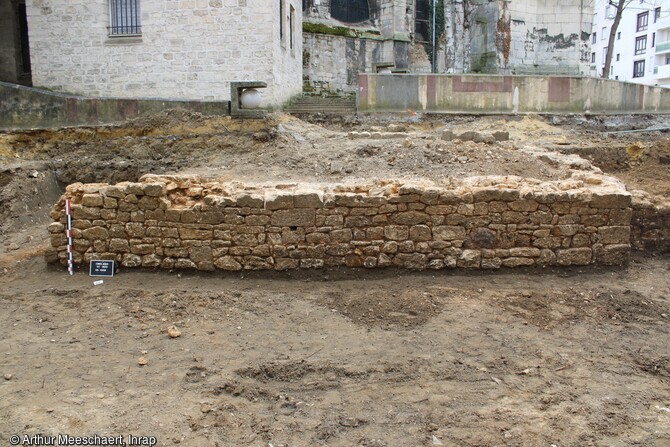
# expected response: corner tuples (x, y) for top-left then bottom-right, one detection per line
(392, 211), (431, 225)
(294, 190), (324, 208)
(593, 244), (630, 266)
(130, 243), (155, 255)
(265, 192), (294, 210)
(481, 257), (502, 269)
(501, 257), (535, 268)
(143, 183), (165, 197)
(73, 206), (101, 219)
(82, 226), (109, 240)
(142, 254), (162, 267)
(433, 226), (466, 241)
(271, 209), (316, 227)
(509, 247), (541, 258)
(175, 259), (197, 269)
(508, 200), (539, 212)
(467, 228), (496, 249)
(48, 222), (65, 234)
(178, 228), (212, 240)
(109, 239), (130, 253)
(345, 216), (372, 227)
(609, 208), (632, 226)
(301, 259), (324, 268)
(236, 194), (265, 208)
(393, 253), (427, 269)
(473, 189), (519, 202)
(366, 227), (384, 240)
(597, 226), (630, 244)
(590, 192), (631, 209)
(81, 194), (103, 207)
(384, 225), (409, 241)
(457, 250), (481, 268)
(189, 246), (213, 263)
(122, 254), (142, 267)
(557, 248), (592, 265)
(406, 225), (430, 241)
(275, 258), (299, 270)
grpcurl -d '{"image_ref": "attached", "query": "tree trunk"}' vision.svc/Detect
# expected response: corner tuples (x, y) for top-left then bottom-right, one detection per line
(602, 0), (628, 79)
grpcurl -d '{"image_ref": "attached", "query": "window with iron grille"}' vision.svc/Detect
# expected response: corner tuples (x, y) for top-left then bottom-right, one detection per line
(330, 0), (369, 23)
(635, 35), (647, 55)
(109, 0), (141, 36)
(633, 59), (645, 78)
(637, 11), (648, 32)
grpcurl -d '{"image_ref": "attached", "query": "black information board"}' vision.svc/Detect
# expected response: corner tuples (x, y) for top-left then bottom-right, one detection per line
(89, 260), (115, 277)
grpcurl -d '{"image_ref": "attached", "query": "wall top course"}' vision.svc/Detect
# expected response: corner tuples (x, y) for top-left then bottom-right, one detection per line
(59, 173), (630, 212)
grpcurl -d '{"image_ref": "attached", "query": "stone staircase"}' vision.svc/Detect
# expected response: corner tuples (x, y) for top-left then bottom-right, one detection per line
(284, 94), (356, 115)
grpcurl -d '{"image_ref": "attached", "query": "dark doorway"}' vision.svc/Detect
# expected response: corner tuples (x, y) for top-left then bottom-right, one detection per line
(0, 0), (32, 86)
(17, 0), (32, 84)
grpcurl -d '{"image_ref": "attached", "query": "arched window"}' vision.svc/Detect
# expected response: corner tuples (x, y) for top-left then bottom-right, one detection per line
(330, 0), (370, 23)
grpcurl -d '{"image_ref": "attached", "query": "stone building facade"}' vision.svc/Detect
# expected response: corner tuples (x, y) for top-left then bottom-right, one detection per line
(302, 0), (593, 93)
(20, 0), (302, 105)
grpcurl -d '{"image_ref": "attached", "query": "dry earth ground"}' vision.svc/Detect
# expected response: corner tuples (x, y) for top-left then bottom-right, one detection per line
(0, 112), (669, 446)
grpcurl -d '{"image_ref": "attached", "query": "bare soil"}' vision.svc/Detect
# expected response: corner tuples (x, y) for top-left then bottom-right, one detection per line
(1, 111), (670, 446)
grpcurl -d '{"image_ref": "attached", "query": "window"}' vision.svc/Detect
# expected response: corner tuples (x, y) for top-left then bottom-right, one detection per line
(415, 0), (430, 43)
(655, 7), (661, 22)
(602, 27), (607, 40)
(603, 47), (608, 64)
(592, 52), (596, 63)
(109, 0), (140, 36)
(653, 32), (656, 47)
(637, 11), (649, 32)
(633, 59), (645, 77)
(665, 54), (670, 64)
(330, 0), (369, 23)
(616, 53), (620, 61)
(617, 32), (621, 40)
(635, 35), (647, 55)
(592, 32), (597, 44)
(615, 75), (619, 80)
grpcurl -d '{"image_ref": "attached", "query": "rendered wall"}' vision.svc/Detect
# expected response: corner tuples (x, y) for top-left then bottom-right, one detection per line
(0, 81), (229, 130)
(47, 174), (632, 271)
(25, 0), (302, 105)
(357, 74), (670, 113)
(443, 0), (591, 75)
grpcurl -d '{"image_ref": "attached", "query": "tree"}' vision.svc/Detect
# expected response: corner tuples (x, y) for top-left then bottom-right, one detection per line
(602, 0), (633, 79)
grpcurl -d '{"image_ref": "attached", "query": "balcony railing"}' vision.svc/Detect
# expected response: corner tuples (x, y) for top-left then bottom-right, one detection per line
(656, 41), (670, 53)
(654, 63), (670, 79)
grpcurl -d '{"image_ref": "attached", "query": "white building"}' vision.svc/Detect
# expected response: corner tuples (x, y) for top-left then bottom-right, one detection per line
(591, 0), (670, 87)
(2, 0), (303, 105)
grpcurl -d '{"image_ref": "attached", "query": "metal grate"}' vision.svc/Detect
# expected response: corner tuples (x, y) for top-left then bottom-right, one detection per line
(109, 0), (141, 36)
(330, 0), (370, 24)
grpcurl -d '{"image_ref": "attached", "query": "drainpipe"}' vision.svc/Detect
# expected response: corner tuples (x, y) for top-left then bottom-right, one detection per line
(432, 0), (436, 72)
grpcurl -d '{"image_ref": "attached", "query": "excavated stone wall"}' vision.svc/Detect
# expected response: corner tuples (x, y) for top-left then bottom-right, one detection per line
(46, 174), (632, 271)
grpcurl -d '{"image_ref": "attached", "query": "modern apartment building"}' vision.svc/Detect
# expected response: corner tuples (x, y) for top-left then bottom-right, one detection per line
(591, 0), (670, 87)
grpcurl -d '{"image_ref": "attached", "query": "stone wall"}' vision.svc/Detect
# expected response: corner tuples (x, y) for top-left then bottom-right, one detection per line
(47, 174), (633, 271)
(631, 192), (670, 253)
(0, 81), (229, 130)
(25, 0), (302, 106)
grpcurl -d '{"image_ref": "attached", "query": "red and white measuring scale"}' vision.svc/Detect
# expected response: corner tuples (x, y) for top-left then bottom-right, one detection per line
(65, 199), (73, 275)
